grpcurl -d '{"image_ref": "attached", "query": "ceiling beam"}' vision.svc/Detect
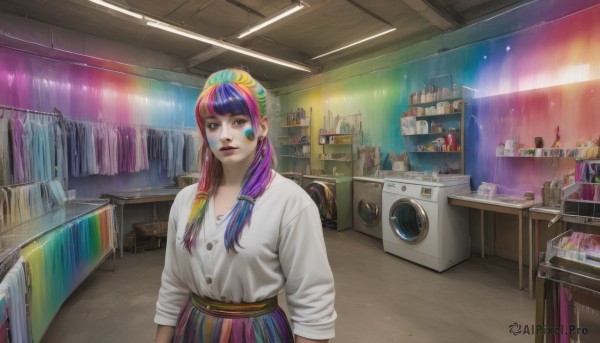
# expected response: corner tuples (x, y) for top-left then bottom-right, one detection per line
(346, 0), (394, 27)
(188, 0), (328, 70)
(402, 0), (463, 31)
(225, 0), (266, 18)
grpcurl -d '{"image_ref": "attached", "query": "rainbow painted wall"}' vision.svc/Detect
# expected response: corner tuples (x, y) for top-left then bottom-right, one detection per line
(0, 48), (199, 128)
(278, 2), (600, 196)
(0, 48), (201, 197)
(2, 2), (600, 197)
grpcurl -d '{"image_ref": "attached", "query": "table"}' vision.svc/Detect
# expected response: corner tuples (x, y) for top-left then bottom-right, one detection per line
(448, 192), (537, 291)
(102, 187), (180, 257)
(528, 206), (563, 298)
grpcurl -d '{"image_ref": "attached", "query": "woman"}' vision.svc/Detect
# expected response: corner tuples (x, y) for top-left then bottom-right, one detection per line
(155, 68), (336, 343)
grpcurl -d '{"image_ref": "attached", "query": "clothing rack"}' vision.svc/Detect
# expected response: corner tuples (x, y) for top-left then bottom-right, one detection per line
(63, 117), (197, 134)
(0, 177), (66, 190)
(0, 104), (63, 117)
(1, 105), (196, 133)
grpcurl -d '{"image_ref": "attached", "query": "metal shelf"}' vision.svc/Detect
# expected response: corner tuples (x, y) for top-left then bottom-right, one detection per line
(409, 97), (462, 108)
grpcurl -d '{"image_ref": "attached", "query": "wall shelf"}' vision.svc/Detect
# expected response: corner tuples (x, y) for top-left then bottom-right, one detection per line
(318, 131), (361, 176)
(401, 81), (471, 174)
(275, 108), (312, 175)
(404, 131), (461, 137)
(410, 97), (462, 108)
(496, 147), (582, 158)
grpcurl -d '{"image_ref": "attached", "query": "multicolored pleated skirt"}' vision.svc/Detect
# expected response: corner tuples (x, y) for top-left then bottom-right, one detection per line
(173, 293), (294, 343)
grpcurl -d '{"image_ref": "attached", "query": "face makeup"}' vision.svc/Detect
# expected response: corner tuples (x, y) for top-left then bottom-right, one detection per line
(205, 114), (258, 166)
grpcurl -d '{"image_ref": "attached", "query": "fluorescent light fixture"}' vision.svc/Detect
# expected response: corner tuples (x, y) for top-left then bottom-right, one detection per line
(147, 21), (312, 72)
(87, 0), (311, 72)
(311, 28), (397, 60)
(89, 0), (143, 19)
(237, 3), (305, 39)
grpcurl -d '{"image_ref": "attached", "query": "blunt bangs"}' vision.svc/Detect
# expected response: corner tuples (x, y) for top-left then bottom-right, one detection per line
(195, 79), (261, 134)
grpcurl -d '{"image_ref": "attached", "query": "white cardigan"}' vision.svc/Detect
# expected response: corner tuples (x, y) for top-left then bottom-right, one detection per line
(155, 172), (336, 339)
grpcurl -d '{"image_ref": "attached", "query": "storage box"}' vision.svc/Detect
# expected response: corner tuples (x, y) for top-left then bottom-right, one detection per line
(401, 116), (416, 135)
(542, 185), (562, 208)
(177, 173), (199, 188)
(131, 221), (168, 253)
(562, 182), (600, 219)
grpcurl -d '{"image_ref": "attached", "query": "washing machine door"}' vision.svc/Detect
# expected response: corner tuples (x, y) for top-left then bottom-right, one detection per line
(388, 198), (429, 244)
(358, 200), (379, 227)
(304, 181), (337, 220)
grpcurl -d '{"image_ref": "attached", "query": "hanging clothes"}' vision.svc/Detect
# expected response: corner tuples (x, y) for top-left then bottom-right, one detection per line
(0, 113), (12, 186)
(173, 131), (185, 177)
(0, 188), (8, 231)
(10, 115), (26, 184)
(183, 133), (200, 173)
(107, 124), (118, 176)
(0, 259), (29, 343)
(55, 120), (65, 180)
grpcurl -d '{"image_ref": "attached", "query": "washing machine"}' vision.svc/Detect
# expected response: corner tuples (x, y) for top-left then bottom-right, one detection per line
(382, 173), (471, 272)
(353, 176), (384, 239)
(302, 175), (352, 231)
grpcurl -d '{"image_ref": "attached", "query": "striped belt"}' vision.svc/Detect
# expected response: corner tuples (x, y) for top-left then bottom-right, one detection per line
(190, 293), (278, 318)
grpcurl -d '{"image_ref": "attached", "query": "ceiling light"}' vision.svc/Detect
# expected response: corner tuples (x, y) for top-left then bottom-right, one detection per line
(237, 2), (305, 39)
(89, 0), (143, 20)
(87, 1), (312, 72)
(147, 21), (312, 72)
(311, 28), (396, 60)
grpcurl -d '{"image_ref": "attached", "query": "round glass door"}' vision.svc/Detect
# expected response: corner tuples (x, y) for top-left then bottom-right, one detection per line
(388, 198), (429, 243)
(304, 182), (336, 220)
(358, 200), (379, 227)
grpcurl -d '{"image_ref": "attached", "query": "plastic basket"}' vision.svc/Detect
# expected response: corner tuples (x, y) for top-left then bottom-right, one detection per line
(545, 229), (600, 276)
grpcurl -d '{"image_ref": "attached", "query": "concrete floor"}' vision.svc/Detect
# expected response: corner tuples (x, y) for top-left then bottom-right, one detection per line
(41, 229), (534, 343)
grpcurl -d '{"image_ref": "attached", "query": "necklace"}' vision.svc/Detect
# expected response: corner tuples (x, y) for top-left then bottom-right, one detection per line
(216, 214), (223, 221)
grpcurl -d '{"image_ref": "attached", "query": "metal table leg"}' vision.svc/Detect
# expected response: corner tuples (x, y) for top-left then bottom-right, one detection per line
(529, 216), (534, 298)
(481, 209), (485, 258)
(118, 203), (124, 258)
(534, 274), (545, 343)
(519, 211), (523, 290)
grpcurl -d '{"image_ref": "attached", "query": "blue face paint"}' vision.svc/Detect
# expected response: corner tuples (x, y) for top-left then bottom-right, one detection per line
(244, 127), (255, 141)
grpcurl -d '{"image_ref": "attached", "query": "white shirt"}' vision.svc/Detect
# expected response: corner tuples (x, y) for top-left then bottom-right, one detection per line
(155, 172), (336, 340)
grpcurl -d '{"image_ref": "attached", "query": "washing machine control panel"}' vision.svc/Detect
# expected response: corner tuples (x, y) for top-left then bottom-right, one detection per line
(420, 187), (432, 198)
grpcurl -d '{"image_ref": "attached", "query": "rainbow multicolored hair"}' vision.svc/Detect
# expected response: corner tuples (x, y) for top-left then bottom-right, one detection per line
(183, 68), (276, 253)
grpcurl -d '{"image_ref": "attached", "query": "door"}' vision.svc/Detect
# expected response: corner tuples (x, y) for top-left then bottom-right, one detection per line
(358, 200), (379, 226)
(355, 181), (382, 227)
(388, 198), (429, 243)
(304, 181), (337, 221)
